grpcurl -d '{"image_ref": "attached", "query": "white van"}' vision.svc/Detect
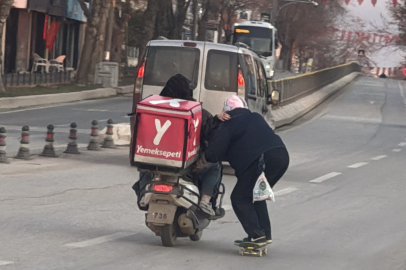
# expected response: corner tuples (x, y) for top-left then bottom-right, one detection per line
(131, 40), (273, 119)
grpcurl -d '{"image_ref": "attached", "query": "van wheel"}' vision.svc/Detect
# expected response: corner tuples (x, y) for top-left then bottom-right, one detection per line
(189, 230), (203, 241)
(161, 224), (177, 247)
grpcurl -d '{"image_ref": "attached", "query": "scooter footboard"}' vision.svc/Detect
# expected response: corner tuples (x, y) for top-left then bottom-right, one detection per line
(146, 203), (177, 225)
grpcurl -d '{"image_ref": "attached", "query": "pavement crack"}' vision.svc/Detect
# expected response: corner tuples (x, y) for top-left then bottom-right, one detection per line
(0, 183), (131, 202)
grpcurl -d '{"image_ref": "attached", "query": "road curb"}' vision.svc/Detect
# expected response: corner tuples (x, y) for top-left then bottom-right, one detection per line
(272, 72), (360, 128)
(0, 85), (134, 110)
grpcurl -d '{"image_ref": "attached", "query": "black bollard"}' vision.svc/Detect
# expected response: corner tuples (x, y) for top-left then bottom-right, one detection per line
(40, 125), (57, 157)
(15, 126), (31, 160)
(87, 120), (101, 150)
(64, 122), (80, 154)
(0, 127), (8, 163)
(102, 119), (115, 148)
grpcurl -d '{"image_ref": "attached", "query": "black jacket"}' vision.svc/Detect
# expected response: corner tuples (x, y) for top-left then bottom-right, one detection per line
(204, 108), (285, 176)
(200, 108), (222, 152)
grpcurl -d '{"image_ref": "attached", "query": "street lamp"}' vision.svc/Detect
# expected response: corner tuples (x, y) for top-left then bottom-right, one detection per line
(271, 0), (318, 25)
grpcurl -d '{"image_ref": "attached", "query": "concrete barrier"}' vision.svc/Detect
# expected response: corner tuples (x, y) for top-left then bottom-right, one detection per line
(272, 72), (360, 128)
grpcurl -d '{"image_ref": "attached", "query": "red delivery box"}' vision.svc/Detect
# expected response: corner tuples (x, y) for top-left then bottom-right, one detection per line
(133, 95), (202, 169)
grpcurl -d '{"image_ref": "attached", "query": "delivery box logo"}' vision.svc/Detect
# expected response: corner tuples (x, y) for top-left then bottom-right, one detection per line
(153, 119), (171, 146)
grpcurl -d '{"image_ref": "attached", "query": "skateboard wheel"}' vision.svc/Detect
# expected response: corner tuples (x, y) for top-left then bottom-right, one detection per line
(263, 248), (267, 255)
(239, 249), (244, 255)
(258, 251), (262, 257)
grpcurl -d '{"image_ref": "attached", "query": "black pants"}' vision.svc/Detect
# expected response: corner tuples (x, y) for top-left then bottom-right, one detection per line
(231, 147), (289, 239)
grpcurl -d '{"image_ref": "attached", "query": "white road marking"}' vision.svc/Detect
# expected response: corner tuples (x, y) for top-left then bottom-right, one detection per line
(65, 232), (135, 248)
(398, 142), (406, 147)
(309, 172), (341, 183)
(87, 109), (108, 112)
(0, 261), (13, 266)
(392, 149), (401, 152)
(274, 187), (298, 196)
(399, 81), (406, 105)
(347, 162), (368, 168)
(371, 155), (387, 161)
(322, 115), (381, 124)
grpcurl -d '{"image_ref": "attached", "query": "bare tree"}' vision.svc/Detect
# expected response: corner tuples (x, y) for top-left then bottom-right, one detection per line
(389, 1), (406, 66)
(390, 1), (406, 41)
(171, 0), (192, 39)
(76, 0), (112, 84)
(276, 0), (346, 71)
(0, 0), (14, 92)
(110, 0), (140, 65)
(135, 0), (160, 68)
(197, 0), (220, 41)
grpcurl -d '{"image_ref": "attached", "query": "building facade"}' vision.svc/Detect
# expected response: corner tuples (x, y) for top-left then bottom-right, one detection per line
(2, 0), (88, 75)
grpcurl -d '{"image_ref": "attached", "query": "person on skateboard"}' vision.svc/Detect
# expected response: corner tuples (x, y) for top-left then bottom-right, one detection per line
(201, 95), (290, 246)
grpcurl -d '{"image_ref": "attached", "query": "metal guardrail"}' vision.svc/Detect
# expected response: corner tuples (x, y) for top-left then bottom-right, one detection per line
(2, 71), (73, 87)
(268, 63), (361, 106)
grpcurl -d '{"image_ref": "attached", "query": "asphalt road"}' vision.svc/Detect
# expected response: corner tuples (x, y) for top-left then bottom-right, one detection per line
(0, 94), (133, 155)
(1, 76), (406, 270)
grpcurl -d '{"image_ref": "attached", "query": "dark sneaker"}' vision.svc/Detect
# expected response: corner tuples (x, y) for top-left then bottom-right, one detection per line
(242, 236), (267, 247)
(234, 236), (250, 246)
(199, 200), (215, 216)
(266, 233), (272, 244)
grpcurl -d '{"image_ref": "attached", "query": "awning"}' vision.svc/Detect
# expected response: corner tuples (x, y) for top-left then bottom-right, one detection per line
(66, 0), (88, 22)
(28, 0), (48, 13)
(48, 0), (67, 17)
(28, 0), (67, 17)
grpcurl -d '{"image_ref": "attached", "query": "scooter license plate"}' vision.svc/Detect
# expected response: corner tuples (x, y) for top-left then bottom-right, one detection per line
(146, 203), (177, 224)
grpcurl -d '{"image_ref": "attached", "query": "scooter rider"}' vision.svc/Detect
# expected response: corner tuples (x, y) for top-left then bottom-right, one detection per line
(201, 95), (290, 246)
(133, 74), (227, 217)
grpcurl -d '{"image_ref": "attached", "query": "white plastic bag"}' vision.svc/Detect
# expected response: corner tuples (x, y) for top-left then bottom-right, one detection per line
(253, 172), (275, 202)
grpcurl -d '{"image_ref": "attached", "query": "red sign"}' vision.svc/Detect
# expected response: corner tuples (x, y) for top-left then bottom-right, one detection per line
(133, 95), (202, 169)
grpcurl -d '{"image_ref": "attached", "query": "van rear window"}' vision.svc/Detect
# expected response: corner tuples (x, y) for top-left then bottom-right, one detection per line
(143, 47), (200, 87)
(205, 50), (238, 92)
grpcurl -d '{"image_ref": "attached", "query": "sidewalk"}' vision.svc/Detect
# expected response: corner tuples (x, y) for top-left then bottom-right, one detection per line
(0, 85), (133, 110)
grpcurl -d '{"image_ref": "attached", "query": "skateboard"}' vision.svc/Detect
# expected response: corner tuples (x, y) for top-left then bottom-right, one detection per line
(237, 242), (268, 257)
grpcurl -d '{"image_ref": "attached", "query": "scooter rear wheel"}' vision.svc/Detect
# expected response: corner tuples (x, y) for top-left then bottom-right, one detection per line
(161, 224), (177, 247)
(189, 230), (203, 241)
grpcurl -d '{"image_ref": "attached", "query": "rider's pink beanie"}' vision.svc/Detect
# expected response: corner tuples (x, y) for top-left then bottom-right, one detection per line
(223, 95), (247, 112)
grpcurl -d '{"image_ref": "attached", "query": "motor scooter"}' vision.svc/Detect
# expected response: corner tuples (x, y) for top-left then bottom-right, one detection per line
(138, 165), (225, 247)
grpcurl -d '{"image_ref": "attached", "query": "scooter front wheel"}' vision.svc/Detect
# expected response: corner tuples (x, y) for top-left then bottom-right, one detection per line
(161, 224), (177, 247)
